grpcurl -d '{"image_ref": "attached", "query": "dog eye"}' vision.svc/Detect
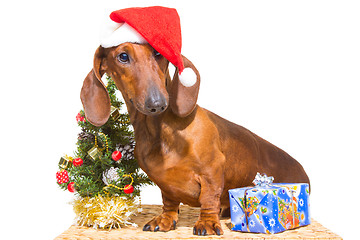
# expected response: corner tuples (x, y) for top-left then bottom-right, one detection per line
(154, 50), (161, 57)
(117, 53), (129, 63)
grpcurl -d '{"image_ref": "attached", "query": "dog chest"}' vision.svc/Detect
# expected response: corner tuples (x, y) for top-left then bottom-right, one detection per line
(157, 166), (202, 206)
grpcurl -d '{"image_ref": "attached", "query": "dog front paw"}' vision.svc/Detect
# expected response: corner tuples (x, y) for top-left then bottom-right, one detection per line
(193, 219), (223, 236)
(143, 212), (177, 232)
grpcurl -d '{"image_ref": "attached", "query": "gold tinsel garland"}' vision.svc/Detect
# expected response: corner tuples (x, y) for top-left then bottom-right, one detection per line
(72, 195), (142, 229)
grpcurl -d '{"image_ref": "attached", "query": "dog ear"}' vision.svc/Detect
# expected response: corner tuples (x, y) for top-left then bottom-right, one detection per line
(80, 47), (111, 126)
(169, 55), (200, 117)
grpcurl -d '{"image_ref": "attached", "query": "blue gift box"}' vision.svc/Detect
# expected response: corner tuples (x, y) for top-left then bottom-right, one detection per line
(228, 173), (311, 234)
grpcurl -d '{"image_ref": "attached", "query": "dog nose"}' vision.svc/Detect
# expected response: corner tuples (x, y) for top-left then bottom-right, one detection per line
(145, 87), (168, 114)
(145, 96), (167, 114)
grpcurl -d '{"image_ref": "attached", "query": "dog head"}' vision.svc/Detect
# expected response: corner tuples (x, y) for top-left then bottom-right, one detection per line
(80, 43), (200, 126)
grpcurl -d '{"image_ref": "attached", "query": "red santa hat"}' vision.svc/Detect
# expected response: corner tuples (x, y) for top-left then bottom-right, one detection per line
(100, 6), (197, 87)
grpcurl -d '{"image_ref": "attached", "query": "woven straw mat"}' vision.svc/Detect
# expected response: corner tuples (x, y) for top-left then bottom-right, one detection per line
(55, 204), (342, 240)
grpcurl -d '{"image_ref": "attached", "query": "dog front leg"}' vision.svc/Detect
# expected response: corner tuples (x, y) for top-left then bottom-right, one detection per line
(143, 191), (179, 232)
(193, 174), (224, 236)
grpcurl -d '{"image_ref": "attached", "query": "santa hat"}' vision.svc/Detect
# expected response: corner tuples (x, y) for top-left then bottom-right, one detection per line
(100, 6), (197, 87)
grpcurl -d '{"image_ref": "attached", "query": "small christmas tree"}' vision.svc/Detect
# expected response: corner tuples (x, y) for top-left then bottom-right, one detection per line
(56, 76), (152, 229)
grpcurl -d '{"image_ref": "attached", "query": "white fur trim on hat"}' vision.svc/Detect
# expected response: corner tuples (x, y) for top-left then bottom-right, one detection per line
(100, 21), (147, 48)
(179, 68), (197, 87)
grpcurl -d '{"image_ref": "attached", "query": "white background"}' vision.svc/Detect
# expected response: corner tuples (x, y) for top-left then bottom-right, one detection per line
(1, 0), (359, 239)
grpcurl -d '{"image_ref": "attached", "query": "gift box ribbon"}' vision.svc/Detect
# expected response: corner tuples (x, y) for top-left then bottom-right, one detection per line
(252, 172), (274, 187)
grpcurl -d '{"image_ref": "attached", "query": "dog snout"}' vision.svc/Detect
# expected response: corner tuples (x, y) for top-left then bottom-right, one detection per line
(145, 86), (168, 114)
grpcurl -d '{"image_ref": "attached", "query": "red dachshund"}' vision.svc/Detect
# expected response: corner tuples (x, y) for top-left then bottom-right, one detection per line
(80, 43), (309, 235)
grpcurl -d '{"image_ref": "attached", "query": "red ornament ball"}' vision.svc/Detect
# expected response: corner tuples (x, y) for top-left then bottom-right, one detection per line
(67, 182), (75, 192)
(124, 184), (134, 194)
(73, 158), (83, 167)
(76, 112), (86, 122)
(56, 170), (69, 184)
(112, 151), (122, 161)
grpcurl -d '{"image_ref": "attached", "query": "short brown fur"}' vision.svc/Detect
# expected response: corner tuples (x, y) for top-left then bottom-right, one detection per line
(80, 43), (310, 236)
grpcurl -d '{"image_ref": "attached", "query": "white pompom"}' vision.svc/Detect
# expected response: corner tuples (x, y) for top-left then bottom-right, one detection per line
(179, 68), (197, 87)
